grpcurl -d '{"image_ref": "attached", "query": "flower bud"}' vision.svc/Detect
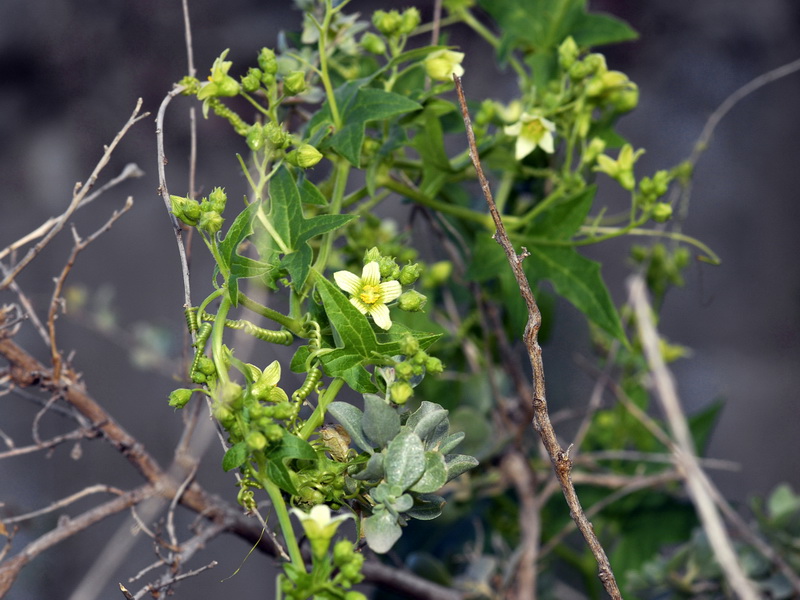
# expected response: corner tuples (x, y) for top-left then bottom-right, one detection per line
(283, 71), (307, 96)
(360, 32), (386, 55)
(398, 263), (422, 285)
(247, 431), (268, 451)
(399, 8), (421, 34)
(198, 210), (224, 234)
(394, 361), (414, 379)
(391, 382), (414, 405)
(377, 255), (399, 279)
(257, 47), (278, 75)
(584, 137), (606, 165)
(652, 203), (673, 223)
(207, 187), (227, 213)
(558, 36), (579, 70)
(372, 10), (403, 36)
(425, 356), (444, 375)
(263, 121), (289, 149)
(168, 388), (194, 409)
(170, 195), (201, 226)
(398, 290), (427, 312)
(424, 49), (465, 81)
(286, 143), (323, 168)
(333, 539), (355, 566)
(241, 67), (262, 93)
(400, 335), (420, 356)
(246, 123), (265, 151)
(364, 247), (382, 263)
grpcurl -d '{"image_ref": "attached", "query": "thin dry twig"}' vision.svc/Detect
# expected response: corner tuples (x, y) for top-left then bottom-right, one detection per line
(0, 102), (148, 290)
(0, 163), (143, 263)
(629, 274), (759, 600)
(47, 198), (134, 381)
(454, 74), (623, 600)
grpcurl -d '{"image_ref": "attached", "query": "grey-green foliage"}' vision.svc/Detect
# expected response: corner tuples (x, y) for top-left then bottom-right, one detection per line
(627, 484), (800, 599)
(327, 399), (478, 553)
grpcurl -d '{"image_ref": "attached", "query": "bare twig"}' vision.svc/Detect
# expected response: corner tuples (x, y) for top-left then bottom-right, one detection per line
(0, 163), (143, 263)
(502, 451), (540, 600)
(691, 56), (800, 164)
(629, 274), (758, 600)
(454, 74), (623, 599)
(47, 198), (134, 382)
(0, 485), (155, 596)
(0, 102), (147, 290)
(3, 484), (125, 524)
(155, 87), (194, 323)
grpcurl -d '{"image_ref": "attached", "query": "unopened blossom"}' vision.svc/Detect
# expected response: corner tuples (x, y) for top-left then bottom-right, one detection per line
(334, 262), (402, 330)
(504, 112), (556, 160)
(424, 49), (465, 81)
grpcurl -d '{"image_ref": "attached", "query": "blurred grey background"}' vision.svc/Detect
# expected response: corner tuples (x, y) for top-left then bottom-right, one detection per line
(1, 0), (799, 598)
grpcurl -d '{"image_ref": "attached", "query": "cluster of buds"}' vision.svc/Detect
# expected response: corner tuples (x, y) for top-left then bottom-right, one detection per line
(372, 8), (421, 38)
(380, 335), (444, 406)
(170, 186), (228, 234)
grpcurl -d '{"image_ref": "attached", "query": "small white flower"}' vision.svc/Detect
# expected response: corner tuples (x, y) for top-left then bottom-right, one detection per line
(424, 49), (465, 82)
(504, 112), (556, 160)
(290, 504), (353, 558)
(334, 262), (402, 330)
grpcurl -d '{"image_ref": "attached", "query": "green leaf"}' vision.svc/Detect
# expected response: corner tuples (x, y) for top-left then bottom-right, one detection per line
(439, 431), (465, 454)
(410, 451), (448, 493)
(328, 85), (422, 165)
(315, 273), (380, 358)
(264, 431), (317, 495)
(524, 245), (626, 342)
(217, 201), (262, 303)
(413, 109), (454, 198)
(352, 451), (385, 481)
(264, 167), (355, 288)
(406, 401), (449, 450)
(405, 494), (446, 521)
(363, 507), (402, 553)
(327, 401), (374, 454)
(299, 177), (327, 206)
(527, 186), (596, 240)
(362, 394), (401, 448)
(385, 428), (426, 491)
(222, 441), (248, 472)
(571, 12), (638, 47)
(444, 454), (479, 481)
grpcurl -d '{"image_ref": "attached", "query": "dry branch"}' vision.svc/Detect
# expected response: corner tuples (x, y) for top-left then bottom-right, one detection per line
(454, 74), (623, 600)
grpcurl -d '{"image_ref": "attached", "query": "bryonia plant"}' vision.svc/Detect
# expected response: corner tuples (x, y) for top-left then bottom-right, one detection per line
(164, 0), (717, 597)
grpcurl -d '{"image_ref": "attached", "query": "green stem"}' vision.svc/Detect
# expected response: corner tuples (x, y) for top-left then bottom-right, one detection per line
(576, 225), (721, 264)
(299, 377), (345, 440)
(381, 177), (497, 228)
(237, 292), (304, 334)
(256, 467), (306, 573)
(318, 0), (342, 129)
(312, 159), (351, 275)
(211, 294), (232, 386)
(494, 170), (515, 215)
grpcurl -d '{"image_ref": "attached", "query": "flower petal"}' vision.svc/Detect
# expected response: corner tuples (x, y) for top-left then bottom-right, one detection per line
(361, 262), (381, 286)
(334, 270), (361, 294)
(379, 280), (402, 303)
(350, 297), (370, 315)
(515, 136), (536, 160)
(369, 303), (392, 330)
(538, 132), (555, 154)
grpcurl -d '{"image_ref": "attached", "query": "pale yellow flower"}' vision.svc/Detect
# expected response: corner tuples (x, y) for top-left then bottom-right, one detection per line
(424, 49), (465, 82)
(504, 112), (556, 160)
(334, 262), (402, 330)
